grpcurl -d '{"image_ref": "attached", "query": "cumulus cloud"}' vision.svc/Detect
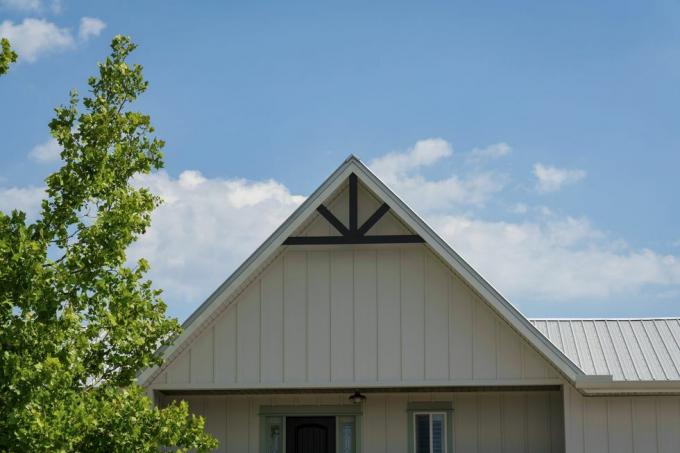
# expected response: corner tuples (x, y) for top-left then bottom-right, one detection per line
(0, 185), (45, 218)
(467, 142), (511, 163)
(128, 171), (305, 317)
(28, 137), (61, 163)
(533, 163), (586, 192)
(0, 16), (105, 63)
(369, 138), (505, 211)
(430, 215), (680, 301)
(0, 18), (73, 62)
(78, 17), (105, 41)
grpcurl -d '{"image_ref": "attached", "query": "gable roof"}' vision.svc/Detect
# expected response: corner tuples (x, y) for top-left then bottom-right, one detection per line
(531, 318), (680, 382)
(140, 156), (617, 390)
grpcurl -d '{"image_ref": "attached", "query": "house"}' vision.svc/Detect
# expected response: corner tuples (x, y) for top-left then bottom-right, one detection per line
(139, 156), (680, 453)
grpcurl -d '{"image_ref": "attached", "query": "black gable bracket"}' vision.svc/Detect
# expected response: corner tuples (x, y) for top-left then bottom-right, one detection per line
(284, 173), (424, 246)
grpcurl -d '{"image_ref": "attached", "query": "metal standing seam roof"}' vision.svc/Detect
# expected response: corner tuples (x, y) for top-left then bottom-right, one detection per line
(529, 318), (680, 382)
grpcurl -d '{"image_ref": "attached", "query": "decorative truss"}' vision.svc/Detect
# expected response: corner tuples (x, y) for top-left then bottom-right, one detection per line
(283, 173), (425, 245)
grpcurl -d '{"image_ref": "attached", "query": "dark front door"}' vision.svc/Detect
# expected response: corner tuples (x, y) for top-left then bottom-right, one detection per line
(286, 416), (336, 453)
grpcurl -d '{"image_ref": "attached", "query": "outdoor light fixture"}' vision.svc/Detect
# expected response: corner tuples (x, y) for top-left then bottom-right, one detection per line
(348, 391), (366, 404)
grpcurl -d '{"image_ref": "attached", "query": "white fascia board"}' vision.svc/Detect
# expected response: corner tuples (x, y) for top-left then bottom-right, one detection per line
(577, 378), (680, 395)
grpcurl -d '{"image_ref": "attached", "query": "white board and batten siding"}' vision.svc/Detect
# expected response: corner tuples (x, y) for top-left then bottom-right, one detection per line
(563, 383), (680, 453)
(163, 390), (565, 453)
(151, 245), (559, 389)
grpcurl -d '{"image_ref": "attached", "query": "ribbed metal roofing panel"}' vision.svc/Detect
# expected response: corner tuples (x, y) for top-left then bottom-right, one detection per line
(529, 318), (680, 382)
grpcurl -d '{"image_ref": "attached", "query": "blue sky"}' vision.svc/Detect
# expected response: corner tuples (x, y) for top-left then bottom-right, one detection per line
(2, 0), (680, 321)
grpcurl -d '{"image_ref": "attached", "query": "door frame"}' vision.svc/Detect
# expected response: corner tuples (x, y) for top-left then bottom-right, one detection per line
(260, 405), (363, 453)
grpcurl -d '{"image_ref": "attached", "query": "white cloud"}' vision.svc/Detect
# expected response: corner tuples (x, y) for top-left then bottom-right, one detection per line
(0, 185), (45, 218)
(369, 138), (505, 211)
(370, 138), (453, 177)
(28, 137), (61, 163)
(533, 163), (586, 193)
(467, 142), (511, 163)
(128, 171), (305, 317)
(0, 18), (73, 62)
(430, 215), (680, 301)
(78, 17), (105, 41)
(0, 16), (106, 63)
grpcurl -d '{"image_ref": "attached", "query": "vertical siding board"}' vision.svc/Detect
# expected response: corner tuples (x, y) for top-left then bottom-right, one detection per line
(473, 302), (498, 379)
(385, 393), (408, 453)
(213, 305), (237, 384)
(237, 285), (261, 383)
(377, 250), (401, 381)
(331, 250), (354, 381)
(498, 321), (522, 379)
(401, 248), (425, 380)
(166, 349), (190, 384)
(527, 392), (551, 453)
(307, 251), (331, 382)
(249, 396), (267, 452)
(656, 397), (680, 453)
(425, 254), (450, 380)
(357, 184), (380, 226)
(190, 326), (214, 384)
(501, 392), (527, 453)
(633, 397), (658, 453)
(453, 393), (479, 453)
(355, 250), (378, 382)
(328, 186), (349, 226)
(204, 396), (227, 453)
(523, 342), (548, 379)
(478, 393), (502, 453)
(608, 398), (634, 453)
(226, 396), (249, 452)
(283, 251), (307, 382)
(583, 398), (608, 453)
(260, 257), (284, 383)
(363, 394), (387, 452)
(450, 275), (474, 379)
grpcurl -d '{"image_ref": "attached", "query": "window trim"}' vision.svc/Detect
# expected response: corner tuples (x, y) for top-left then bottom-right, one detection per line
(407, 402), (454, 453)
(413, 411), (447, 453)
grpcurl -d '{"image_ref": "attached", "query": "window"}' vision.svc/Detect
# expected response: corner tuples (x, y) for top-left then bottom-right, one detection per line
(414, 412), (446, 453)
(407, 402), (452, 453)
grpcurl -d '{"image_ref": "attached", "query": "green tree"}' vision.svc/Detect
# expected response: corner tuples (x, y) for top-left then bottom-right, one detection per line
(0, 38), (18, 75)
(0, 36), (217, 452)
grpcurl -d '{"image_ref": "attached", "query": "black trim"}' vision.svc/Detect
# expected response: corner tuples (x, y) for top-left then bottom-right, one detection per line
(285, 173), (424, 245)
(349, 173), (358, 233)
(283, 235), (424, 245)
(159, 385), (562, 396)
(316, 205), (349, 236)
(357, 202), (390, 236)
